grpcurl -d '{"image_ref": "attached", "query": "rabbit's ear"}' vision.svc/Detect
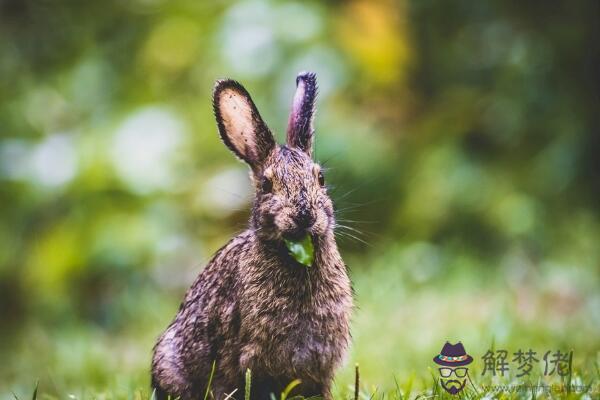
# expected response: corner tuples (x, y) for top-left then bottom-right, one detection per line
(213, 79), (275, 167)
(286, 72), (317, 157)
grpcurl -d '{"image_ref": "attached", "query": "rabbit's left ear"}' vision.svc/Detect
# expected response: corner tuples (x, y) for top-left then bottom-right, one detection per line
(213, 79), (275, 168)
(286, 72), (317, 157)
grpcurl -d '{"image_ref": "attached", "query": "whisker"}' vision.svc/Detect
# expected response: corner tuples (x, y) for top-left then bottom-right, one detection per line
(336, 224), (366, 236)
(320, 152), (343, 167)
(212, 186), (252, 202)
(334, 205), (364, 214)
(334, 186), (362, 202)
(334, 230), (372, 247)
(335, 221), (382, 244)
(336, 218), (377, 225)
(336, 223), (379, 240)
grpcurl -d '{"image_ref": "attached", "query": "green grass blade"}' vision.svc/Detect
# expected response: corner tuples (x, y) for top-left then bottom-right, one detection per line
(31, 382), (38, 400)
(281, 379), (302, 400)
(203, 360), (216, 400)
(245, 368), (252, 400)
(355, 364), (360, 400)
(392, 374), (401, 400)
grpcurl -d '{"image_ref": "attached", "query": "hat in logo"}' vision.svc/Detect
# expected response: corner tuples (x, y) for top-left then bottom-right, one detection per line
(433, 342), (473, 367)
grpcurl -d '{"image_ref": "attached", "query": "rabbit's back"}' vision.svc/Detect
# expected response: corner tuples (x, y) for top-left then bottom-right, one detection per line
(152, 231), (251, 398)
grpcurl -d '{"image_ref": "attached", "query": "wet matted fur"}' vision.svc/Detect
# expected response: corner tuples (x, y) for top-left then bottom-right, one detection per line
(151, 72), (353, 400)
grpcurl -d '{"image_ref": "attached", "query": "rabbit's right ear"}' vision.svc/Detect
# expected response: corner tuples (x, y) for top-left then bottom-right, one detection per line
(213, 80), (275, 168)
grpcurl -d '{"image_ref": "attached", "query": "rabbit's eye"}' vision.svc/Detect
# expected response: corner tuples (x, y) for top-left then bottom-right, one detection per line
(318, 170), (325, 187)
(261, 176), (273, 193)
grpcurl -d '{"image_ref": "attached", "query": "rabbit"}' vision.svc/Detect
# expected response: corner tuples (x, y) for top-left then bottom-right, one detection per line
(151, 72), (353, 400)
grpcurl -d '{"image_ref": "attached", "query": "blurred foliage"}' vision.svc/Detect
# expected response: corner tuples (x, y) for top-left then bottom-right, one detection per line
(1, 0), (599, 397)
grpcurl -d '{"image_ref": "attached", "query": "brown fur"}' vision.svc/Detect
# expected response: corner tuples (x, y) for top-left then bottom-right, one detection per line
(151, 73), (352, 400)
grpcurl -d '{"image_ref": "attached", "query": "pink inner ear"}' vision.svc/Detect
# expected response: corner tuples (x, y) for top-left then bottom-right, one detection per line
(287, 78), (306, 134)
(213, 79), (276, 166)
(219, 89), (258, 158)
(286, 72), (317, 153)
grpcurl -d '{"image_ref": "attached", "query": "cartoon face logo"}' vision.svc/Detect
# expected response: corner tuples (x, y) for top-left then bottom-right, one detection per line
(433, 342), (473, 395)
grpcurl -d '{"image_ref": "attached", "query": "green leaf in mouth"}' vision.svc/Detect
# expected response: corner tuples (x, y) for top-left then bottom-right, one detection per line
(284, 234), (314, 267)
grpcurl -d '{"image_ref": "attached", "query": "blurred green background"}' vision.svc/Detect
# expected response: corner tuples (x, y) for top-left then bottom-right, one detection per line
(1, 0), (599, 398)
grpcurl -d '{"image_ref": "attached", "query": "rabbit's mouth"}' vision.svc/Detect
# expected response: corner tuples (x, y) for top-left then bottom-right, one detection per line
(282, 226), (310, 241)
(280, 232), (316, 268)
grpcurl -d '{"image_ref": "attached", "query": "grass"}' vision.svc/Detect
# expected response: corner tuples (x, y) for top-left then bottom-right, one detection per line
(3, 246), (599, 399)
(11, 364), (600, 400)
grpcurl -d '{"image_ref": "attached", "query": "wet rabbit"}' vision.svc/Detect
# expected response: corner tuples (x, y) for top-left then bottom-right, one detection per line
(151, 72), (353, 400)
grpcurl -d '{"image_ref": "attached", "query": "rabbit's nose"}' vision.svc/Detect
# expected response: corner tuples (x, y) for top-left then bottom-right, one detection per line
(292, 190), (314, 230)
(294, 207), (315, 230)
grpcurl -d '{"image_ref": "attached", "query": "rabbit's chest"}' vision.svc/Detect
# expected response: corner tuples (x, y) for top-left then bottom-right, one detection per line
(240, 283), (350, 377)
(241, 316), (340, 378)
(238, 254), (352, 376)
